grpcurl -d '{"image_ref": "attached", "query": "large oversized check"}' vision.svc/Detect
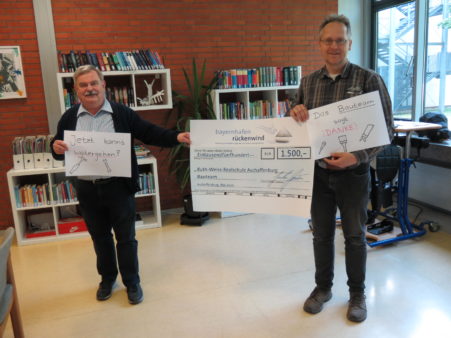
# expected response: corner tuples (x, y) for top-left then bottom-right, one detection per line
(190, 118), (315, 217)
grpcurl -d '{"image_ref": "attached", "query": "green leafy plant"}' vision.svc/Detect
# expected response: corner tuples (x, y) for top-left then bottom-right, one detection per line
(165, 58), (217, 191)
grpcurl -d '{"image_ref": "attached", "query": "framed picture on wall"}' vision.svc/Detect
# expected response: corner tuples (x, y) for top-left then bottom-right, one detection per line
(0, 46), (27, 99)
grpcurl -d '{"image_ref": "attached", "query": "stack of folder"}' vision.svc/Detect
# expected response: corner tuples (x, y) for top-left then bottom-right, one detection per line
(12, 135), (63, 170)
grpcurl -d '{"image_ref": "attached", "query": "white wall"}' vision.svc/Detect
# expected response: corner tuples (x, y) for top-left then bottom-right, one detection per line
(338, 0), (365, 66)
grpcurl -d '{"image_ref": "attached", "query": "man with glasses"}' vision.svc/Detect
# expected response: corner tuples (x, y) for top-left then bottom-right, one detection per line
(51, 65), (190, 305)
(290, 14), (393, 322)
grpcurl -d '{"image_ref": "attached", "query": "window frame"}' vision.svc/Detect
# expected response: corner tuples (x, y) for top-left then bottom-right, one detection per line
(371, 0), (430, 121)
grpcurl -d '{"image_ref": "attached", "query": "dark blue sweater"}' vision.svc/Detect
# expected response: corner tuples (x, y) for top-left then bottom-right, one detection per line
(51, 102), (180, 193)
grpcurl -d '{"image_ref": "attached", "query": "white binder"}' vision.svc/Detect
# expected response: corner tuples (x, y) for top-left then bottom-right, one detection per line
(33, 135), (46, 168)
(23, 136), (35, 169)
(43, 135), (54, 168)
(12, 137), (24, 170)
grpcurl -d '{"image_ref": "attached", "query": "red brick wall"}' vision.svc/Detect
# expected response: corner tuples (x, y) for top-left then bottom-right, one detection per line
(0, 1), (49, 228)
(0, 0), (337, 228)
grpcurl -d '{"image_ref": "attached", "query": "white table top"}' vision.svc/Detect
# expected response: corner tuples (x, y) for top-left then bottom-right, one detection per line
(394, 120), (442, 132)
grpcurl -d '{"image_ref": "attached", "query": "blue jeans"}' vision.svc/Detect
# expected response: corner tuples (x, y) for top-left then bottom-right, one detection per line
(73, 178), (139, 287)
(310, 163), (370, 293)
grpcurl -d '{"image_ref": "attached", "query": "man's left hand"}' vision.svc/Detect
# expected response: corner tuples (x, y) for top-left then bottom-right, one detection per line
(323, 152), (358, 169)
(177, 132), (191, 145)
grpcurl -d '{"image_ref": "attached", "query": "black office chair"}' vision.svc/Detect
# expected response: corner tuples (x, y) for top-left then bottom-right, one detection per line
(367, 144), (401, 225)
(0, 227), (24, 338)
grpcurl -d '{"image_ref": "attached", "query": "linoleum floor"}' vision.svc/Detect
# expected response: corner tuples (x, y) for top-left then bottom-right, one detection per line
(4, 208), (451, 338)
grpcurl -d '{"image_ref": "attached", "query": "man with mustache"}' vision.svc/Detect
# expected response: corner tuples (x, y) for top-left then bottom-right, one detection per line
(290, 14), (393, 322)
(51, 65), (190, 305)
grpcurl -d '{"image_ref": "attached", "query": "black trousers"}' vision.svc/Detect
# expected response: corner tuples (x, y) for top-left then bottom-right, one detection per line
(73, 178), (139, 287)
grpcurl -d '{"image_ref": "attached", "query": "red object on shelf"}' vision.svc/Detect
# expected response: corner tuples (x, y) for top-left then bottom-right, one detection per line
(58, 217), (88, 234)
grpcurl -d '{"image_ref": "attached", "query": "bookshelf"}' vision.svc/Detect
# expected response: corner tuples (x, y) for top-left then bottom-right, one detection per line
(7, 156), (161, 246)
(56, 69), (173, 115)
(211, 66), (301, 120)
(210, 67), (301, 218)
(211, 85), (300, 120)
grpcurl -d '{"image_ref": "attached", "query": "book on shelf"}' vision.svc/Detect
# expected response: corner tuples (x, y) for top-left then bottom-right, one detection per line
(134, 144), (151, 158)
(137, 172), (155, 195)
(57, 48), (164, 72)
(104, 85), (134, 107)
(215, 66), (301, 89)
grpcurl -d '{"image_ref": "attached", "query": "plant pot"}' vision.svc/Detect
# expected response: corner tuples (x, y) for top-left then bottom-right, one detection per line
(183, 194), (204, 218)
(181, 194), (209, 226)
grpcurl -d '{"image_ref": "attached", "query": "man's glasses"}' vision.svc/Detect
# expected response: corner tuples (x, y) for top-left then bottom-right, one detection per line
(320, 39), (348, 46)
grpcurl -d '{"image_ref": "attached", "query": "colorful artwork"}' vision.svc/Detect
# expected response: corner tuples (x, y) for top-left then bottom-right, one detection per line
(0, 46), (27, 99)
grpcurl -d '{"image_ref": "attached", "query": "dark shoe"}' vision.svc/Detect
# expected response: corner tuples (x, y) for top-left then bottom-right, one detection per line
(347, 292), (367, 322)
(96, 281), (115, 301)
(127, 284), (143, 305)
(303, 287), (332, 314)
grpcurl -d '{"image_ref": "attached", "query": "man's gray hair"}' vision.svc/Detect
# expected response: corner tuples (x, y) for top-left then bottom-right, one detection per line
(319, 14), (352, 38)
(73, 64), (104, 83)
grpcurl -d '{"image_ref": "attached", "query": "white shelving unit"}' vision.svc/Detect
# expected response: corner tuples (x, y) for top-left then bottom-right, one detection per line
(210, 72), (301, 218)
(211, 85), (300, 120)
(56, 69), (173, 114)
(7, 156), (161, 246)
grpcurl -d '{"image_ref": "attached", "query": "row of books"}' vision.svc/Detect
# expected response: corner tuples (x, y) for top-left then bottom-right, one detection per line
(14, 171), (154, 208)
(58, 49), (165, 73)
(277, 99), (292, 118)
(219, 100), (291, 120)
(13, 180), (77, 209)
(12, 135), (63, 170)
(136, 172), (156, 195)
(63, 86), (136, 109)
(215, 66), (301, 89)
(249, 100), (275, 119)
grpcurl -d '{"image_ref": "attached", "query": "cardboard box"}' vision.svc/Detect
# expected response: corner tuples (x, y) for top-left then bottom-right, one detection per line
(58, 217), (88, 234)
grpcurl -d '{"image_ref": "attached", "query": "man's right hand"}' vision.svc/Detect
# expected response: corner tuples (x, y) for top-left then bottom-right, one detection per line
(290, 104), (310, 122)
(53, 140), (68, 155)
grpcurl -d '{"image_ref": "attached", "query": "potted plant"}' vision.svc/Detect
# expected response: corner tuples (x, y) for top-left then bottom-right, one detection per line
(165, 58), (217, 225)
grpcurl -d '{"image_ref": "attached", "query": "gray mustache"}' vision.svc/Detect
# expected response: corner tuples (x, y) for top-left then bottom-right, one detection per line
(85, 90), (98, 96)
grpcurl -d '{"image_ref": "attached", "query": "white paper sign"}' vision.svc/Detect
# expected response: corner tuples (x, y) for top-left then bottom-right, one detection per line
(190, 118), (315, 217)
(64, 130), (131, 177)
(308, 91), (390, 159)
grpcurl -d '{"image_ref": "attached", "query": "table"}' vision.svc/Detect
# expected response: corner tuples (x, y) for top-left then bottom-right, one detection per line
(367, 120), (442, 247)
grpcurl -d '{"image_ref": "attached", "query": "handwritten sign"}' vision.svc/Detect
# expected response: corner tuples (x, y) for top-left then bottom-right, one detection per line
(190, 118), (315, 217)
(308, 91), (390, 159)
(64, 130), (131, 177)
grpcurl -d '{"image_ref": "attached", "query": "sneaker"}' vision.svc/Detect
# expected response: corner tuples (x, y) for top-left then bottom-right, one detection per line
(127, 283), (144, 305)
(303, 287), (332, 314)
(96, 281), (115, 301)
(347, 292), (367, 322)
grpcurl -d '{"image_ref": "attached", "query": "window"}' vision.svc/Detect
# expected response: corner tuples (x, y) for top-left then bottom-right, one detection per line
(425, 0), (451, 118)
(372, 0), (451, 121)
(374, 1), (416, 119)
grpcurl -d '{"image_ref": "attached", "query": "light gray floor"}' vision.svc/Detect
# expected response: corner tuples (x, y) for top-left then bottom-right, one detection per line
(5, 206), (451, 338)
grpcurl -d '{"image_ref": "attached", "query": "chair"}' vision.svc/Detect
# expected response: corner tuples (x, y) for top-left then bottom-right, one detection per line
(0, 228), (24, 338)
(367, 144), (401, 224)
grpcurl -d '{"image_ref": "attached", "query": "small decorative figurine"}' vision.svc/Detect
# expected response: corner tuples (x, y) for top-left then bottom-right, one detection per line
(137, 79), (164, 106)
